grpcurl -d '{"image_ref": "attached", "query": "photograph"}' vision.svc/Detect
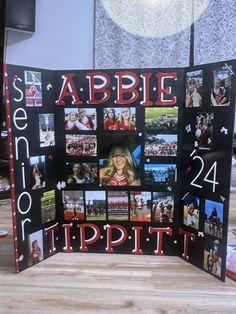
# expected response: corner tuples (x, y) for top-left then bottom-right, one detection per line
(182, 193), (200, 230)
(66, 135), (97, 156)
(204, 199), (223, 239)
(67, 162), (98, 185)
(152, 192), (174, 223)
(145, 107), (178, 132)
(144, 134), (177, 156)
(30, 156), (46, 190)
(24, 70), (43, 107)
(130, 191), (151, 222)
(144, 164), (177, 185)
(203, 238), (222, 277)
(28, 230), (44, 266)
(211, 65), (232, 106)
(195, 112), (214, 150)
(99, 135), (141, 186)
(85, 191), (106, 221)
(41, 190), (56, 224)
(103, 107), (136, 130)
(39, 114), (55, 147)
(64, 108), (97, 130)
(108, 191), (129, 221)
(0, 176), (10, 192)
(62, 191), (85, 220)
(185, 70), (203, 107)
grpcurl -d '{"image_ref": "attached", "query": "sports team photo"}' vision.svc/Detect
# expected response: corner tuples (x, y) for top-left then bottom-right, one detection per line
(108, 191), (129, 221)
(144, 134), (177, 156)
(66, 135), (97, 156)
(144, 164), (177, 185)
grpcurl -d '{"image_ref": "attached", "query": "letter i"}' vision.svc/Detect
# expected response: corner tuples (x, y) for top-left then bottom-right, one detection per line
(21, 162), (26, 189)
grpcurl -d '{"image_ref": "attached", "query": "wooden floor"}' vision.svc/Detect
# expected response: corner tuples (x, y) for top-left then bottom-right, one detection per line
(0, 196), (236, 314)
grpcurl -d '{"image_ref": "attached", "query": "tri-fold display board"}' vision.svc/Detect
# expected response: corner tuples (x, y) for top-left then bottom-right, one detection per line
(4, 60), (235, 281)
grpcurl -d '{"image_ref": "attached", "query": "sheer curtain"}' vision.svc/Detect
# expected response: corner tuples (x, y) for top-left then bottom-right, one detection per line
(194, 0), (236, 65)
(95, 0), (191, 68)
(95, 0), (236, 68)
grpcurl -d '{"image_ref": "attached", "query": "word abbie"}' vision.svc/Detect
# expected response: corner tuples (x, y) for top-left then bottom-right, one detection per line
(56, 71), (178, 106)
(44, 223), (195, 259)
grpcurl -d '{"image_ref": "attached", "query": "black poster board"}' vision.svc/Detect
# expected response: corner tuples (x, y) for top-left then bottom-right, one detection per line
(4, 61), (235, 281)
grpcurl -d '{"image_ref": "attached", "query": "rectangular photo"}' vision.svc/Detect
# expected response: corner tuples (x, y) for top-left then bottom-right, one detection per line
(204, 199), (223, 239)
(211, 65), (232, 106)
(28, 230), (44, 266)
(144, 134), (177, 156)
(185, 70), (203, 107)
(30, 156), (46, 190)
(103, 107), (136, 131)
(108, 191), (128, 221)
(99, 135), (141, 186)
(39, 114), (55, 147)
(41, 190), (56, 224)
(24, 70), (42, 107)
(145, 107), (178, 132)
(144, 164), (177, 185)
(152, 192), (174, 223)
(66, 135), (97, 156)
(65, 108), (97, 130)
(182, 193), (200, 230)
(85, 191), (106, 221)
(66, 162), (98, 185)
(0, 176), (10, 192)
(130, 191), (151, 222)
(203, 238), (222, 278)
(62, 191), (85, 220)
(195, 112), (214, 150)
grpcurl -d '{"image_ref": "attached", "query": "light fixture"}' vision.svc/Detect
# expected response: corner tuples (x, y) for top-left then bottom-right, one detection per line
(101, 0), (209, 38)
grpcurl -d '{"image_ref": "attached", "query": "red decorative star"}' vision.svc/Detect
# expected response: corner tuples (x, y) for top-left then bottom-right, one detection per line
(48, 154), (54, 160)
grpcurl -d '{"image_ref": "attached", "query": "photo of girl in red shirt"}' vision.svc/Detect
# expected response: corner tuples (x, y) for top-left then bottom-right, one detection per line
(100, 145), (140, 186)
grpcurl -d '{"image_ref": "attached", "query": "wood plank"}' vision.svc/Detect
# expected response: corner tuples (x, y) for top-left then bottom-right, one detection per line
(0, 195), (236, 313)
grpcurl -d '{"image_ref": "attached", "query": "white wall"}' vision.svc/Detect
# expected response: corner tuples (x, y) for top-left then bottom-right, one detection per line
(5, 0), (94, 69)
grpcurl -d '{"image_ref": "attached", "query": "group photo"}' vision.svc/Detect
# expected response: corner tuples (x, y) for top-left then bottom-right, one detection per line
(66, 134), (97, 156)
(144, 134), (177, 157)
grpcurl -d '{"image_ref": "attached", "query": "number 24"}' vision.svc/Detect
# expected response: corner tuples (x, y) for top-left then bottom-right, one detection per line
(190, 156), (219, 193)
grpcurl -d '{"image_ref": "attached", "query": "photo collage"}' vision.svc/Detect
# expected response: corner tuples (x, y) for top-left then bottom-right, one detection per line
(182, 64), (233, 278)
(62, 189), (175, 223)
(24, 71), (56, 228)
(6, 61), (235, 278)
(62, 105), (179, 223)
